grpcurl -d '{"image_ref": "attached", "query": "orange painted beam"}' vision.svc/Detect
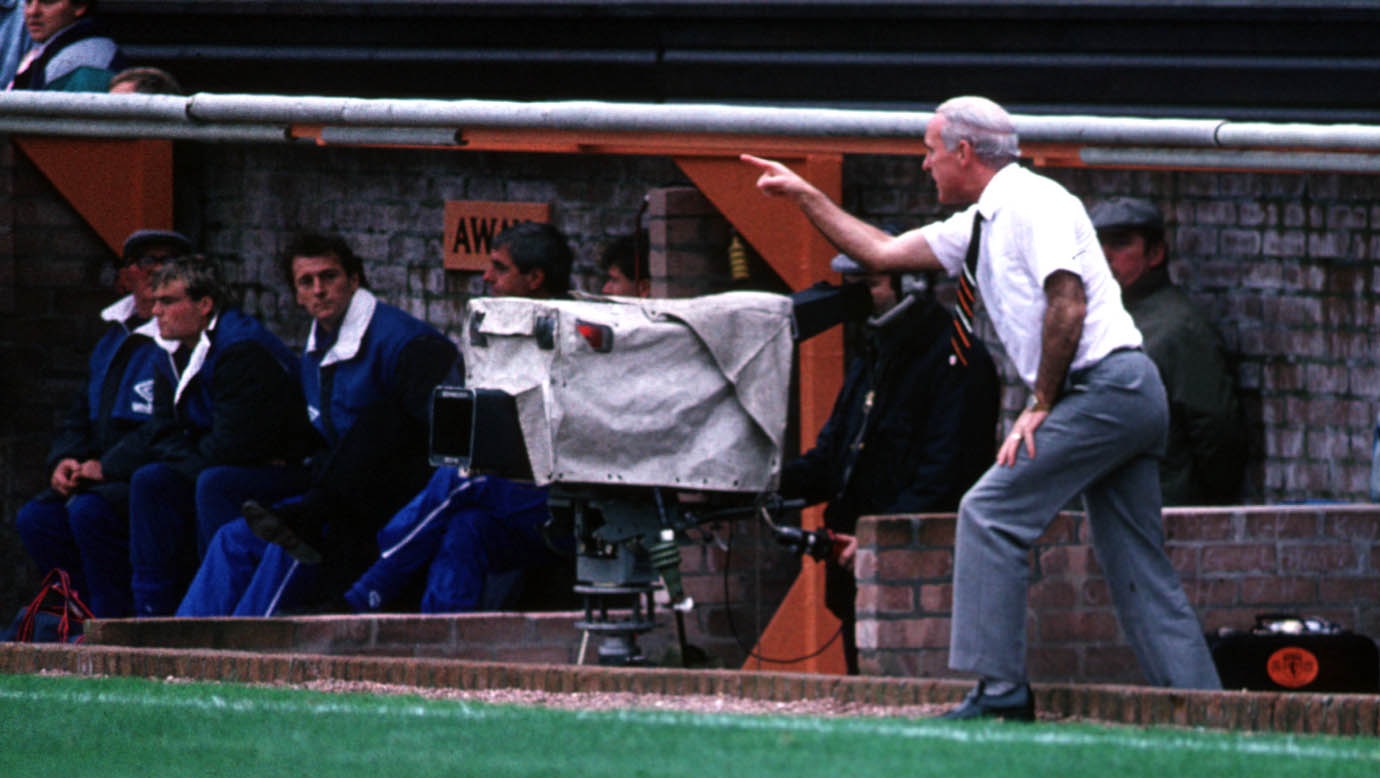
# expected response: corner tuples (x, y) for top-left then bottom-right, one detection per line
(14, 138), (174, 255)
(675, 153), (848, 675)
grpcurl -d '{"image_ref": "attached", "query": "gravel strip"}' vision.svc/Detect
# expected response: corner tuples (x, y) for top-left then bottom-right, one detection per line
(286, 679), (948, 719)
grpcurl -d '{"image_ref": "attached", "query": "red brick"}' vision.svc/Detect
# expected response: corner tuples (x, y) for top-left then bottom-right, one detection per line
(861, 516), (915, 547)
(682, 571), (748, 606)
(1244, 511), (1321, 539)
(1201, 607), (1260, 632)
(914, 516), (957, 546)
(1037, 609), (1121, 642)
(1328, 512), (1380, 540)
(1036, 512), (1082, 544)
(864, 584), (915, 615)
(1081, 579), (1112, 606)
(1164, 511), (1237, 542)
(1279, 544), (1359, 574)
(874, 617), (952, 649)
(1038, 545), (1102, 577)
(1182, 577), (1240, 606)
(1240, 576), (1317, 604)
(877, 548), (952, 580)
(853, 548), (876, 580)
(1026, 646), (1080, 680)
(1167, 544), (1201, 575)
(1028, 579), (1078, 609)
(1083, 645), (1143, 685)
(1317, 576), (1380, 602)
(1202, 543), (1277, 573)
(918, 583), (954, 614)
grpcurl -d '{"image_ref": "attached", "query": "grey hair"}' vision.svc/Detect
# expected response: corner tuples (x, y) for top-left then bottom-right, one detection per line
(935, 96), (1021, 168)
(149, 254), (236, 311)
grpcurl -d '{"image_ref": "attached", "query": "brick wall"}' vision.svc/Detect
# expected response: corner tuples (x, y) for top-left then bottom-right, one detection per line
(855, 505), (1380, 685)
(0, 145), (116, 616)
(846, 157), (1380, 503)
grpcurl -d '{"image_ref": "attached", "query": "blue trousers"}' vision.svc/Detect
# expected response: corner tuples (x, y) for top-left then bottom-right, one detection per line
(128, 464), (196, 617)
(15, 486), (131, 618)
(344, 469), (556, 614)
(130, 463), (311, 617)
(194, 464), (310, 557)
(177, 518), (316, 617)
(949, 350), (1221, 689)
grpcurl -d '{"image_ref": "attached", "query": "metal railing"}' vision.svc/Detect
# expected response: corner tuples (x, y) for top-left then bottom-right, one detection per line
(4, 92), (1380, 172)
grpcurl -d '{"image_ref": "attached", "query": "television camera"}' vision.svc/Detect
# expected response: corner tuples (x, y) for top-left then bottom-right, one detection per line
(429, 282), (868, 665)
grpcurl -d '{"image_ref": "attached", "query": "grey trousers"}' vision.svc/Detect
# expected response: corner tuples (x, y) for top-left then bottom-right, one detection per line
(949, 349), (1221, 689)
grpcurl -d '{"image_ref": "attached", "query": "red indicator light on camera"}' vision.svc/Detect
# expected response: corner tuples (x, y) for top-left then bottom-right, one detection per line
(575, 320), (614, 352)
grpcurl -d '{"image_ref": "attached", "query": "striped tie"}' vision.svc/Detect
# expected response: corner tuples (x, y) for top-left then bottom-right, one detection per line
(950, 211), (985, 365)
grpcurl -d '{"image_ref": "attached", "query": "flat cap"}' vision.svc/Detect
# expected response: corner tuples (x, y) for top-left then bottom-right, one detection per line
(122, 228), (193, 259)
(1088, 197), (1164, 232)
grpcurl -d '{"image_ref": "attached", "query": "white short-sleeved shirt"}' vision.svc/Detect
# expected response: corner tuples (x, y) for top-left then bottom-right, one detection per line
(920, 164), (1141, 388)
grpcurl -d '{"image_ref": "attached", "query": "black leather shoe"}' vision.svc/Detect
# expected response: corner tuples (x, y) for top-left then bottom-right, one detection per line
(937, 682), (1035, 721)
(243, 500), (323, 565)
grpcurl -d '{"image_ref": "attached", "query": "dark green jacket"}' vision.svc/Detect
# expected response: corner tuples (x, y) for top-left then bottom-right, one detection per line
(1125, 267), (1246, 505)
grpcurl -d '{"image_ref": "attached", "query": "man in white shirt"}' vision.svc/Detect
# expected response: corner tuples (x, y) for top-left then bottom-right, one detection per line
(744, 95), (1220, 720)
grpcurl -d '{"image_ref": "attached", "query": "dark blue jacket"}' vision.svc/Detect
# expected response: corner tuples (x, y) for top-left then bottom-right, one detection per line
(101, 307), (314, 482)
(781, 295), (1000, 533)
(289, 291), (459, 590)
(46, 297), (161, 469)
(779, 294), (1000, 639)
(302, 291), (458, 450)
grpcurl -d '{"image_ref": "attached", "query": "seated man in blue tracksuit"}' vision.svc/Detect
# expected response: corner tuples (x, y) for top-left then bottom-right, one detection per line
(339, 222), (576, 614)
(15, 229), (189, 618)
(178, 233), (459, 616)
(86, 255), (316, 616)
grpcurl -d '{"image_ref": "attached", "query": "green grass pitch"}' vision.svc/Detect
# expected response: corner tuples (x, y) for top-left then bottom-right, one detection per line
(1, 673), (1377, 777)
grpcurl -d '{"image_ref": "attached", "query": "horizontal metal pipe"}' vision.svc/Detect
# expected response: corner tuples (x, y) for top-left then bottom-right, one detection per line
(318, 126), (463, 147)
(1214, 122), (1380, 151)
(1014, 114), (1222, 148)
(0, 118), (290, 143)
(0, 91), (190, 120)
(4, 92), (1380, 165)
(1080, 147), (1380, 174)
(185, 94), (937, 137)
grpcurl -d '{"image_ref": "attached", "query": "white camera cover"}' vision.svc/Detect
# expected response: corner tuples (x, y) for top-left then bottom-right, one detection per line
(462, 291), (795, 492)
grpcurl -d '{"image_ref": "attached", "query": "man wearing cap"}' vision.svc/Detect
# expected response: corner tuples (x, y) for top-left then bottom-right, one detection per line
(745, 95), (1221, 720)
(779, 252), (999, 673)
(1090, 197), (1246, 506)
(14, 228), (189, 617)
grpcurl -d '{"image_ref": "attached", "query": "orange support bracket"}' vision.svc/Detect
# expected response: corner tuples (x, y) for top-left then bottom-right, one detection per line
(13, 137), (174, 255)
(675, 153), (848, 675)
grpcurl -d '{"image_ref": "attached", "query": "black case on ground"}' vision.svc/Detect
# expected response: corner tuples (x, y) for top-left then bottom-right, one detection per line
(1208, 615), (1380, 693)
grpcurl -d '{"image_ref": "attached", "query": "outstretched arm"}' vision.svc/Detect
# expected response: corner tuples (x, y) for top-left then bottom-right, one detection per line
(741, 154), (943, 274)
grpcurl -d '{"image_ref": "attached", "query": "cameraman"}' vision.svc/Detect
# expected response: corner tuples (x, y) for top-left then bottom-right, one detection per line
(779, 254), (999, 673)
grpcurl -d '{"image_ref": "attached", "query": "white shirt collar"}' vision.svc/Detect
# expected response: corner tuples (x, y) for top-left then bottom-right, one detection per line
(100, 295), (136, 324)
(158, 312), (219, 406)
(309, 288), (376, 368)
(102, 294), (173, 342)
(973, 162), (1023, 222)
